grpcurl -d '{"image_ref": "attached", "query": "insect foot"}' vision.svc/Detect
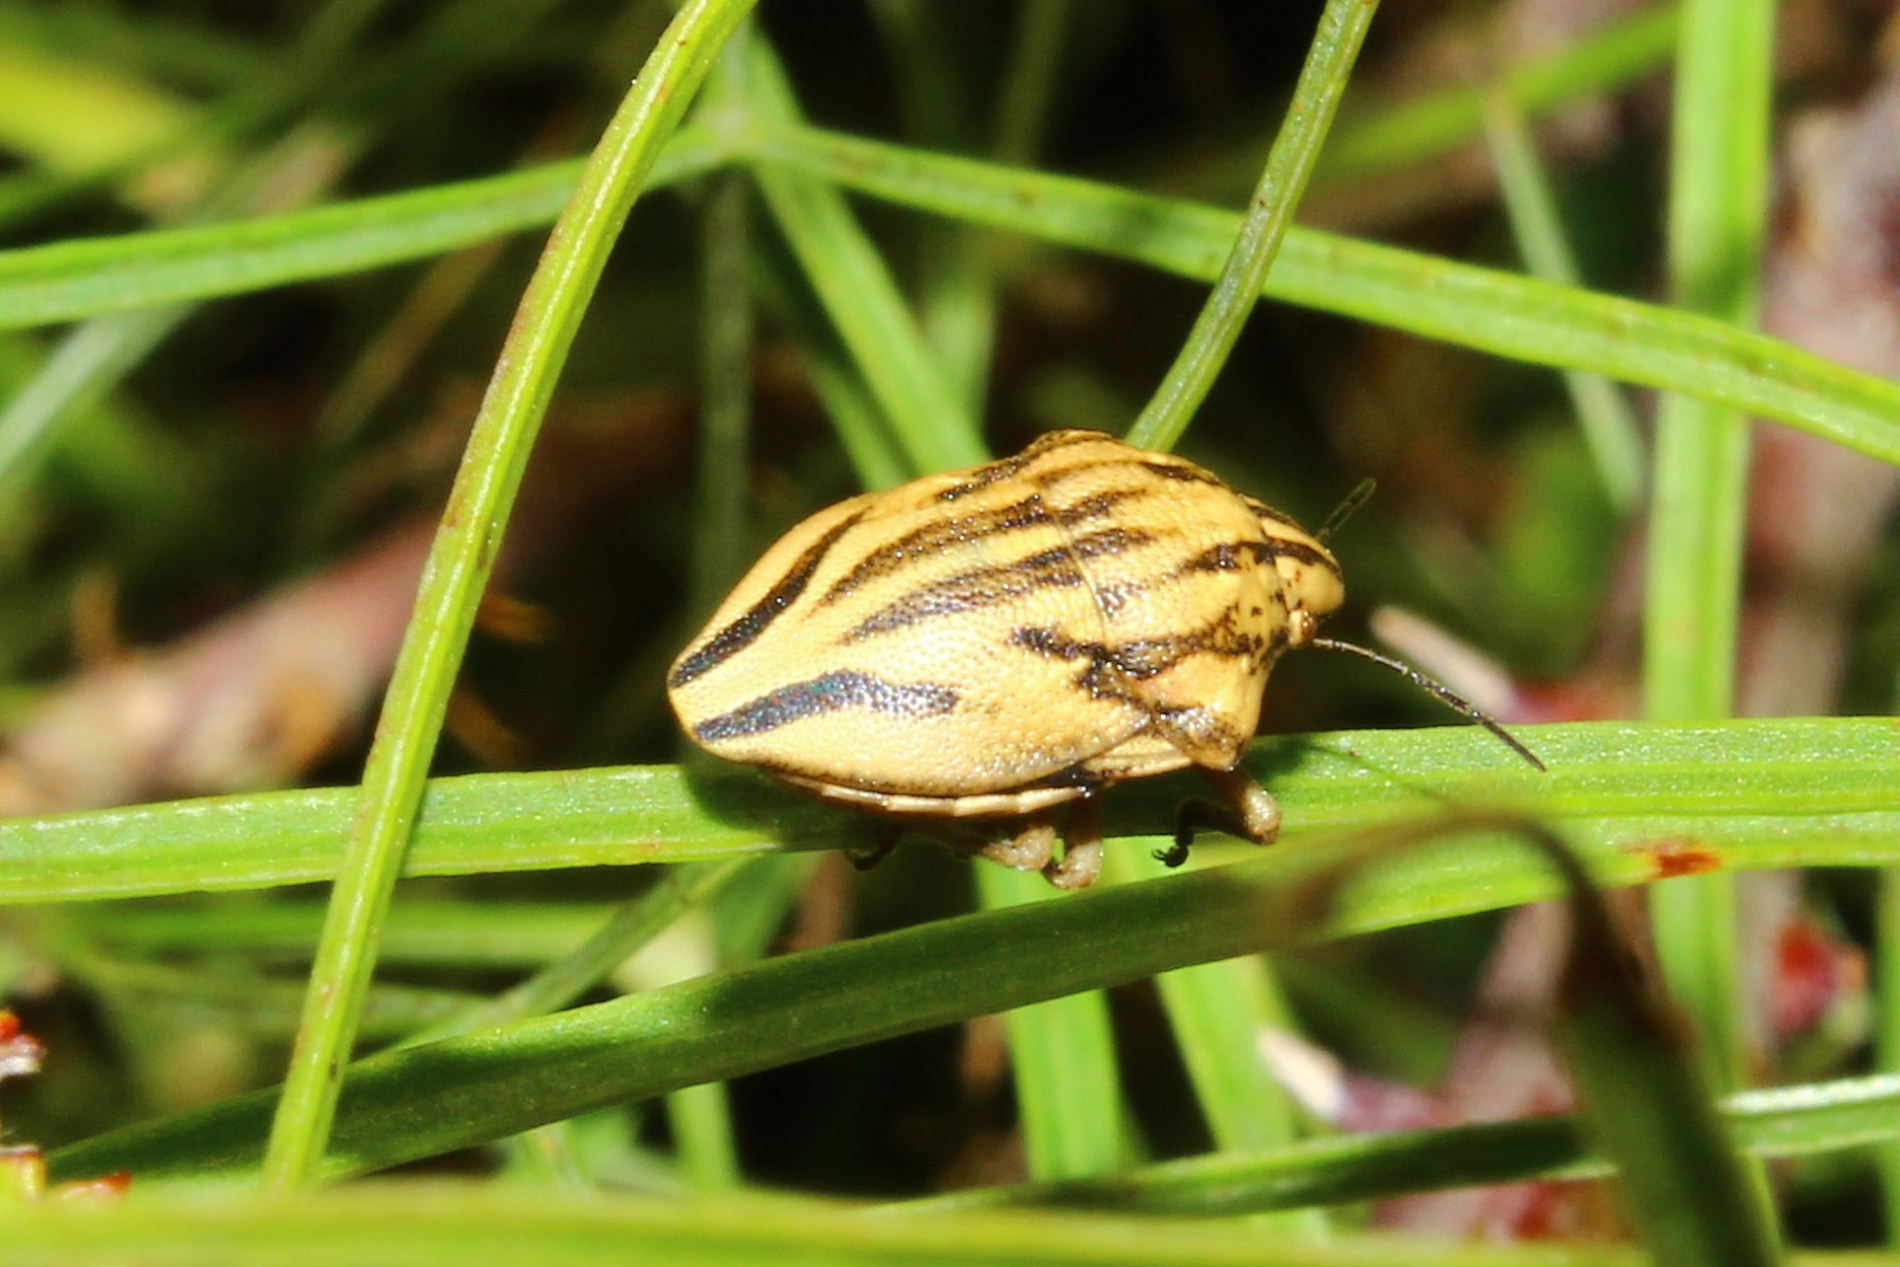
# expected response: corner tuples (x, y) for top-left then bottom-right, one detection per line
(1158, 766), (1283, 868)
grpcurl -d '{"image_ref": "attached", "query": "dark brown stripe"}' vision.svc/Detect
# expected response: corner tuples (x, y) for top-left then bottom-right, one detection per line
(819, 486), (1152, 607)
(843, 527), (1151, 642)
(1012, 618), (1265, 686)
(936, 454), (1029, 503)
(1019, 429), (1110, 460)
(1030, 454), (1223, 492)
(1054, 485), (1151, 525)
(819, 494), (1053, 604)
(1242, 495), (1304, 531)
(669, 509), (866, 688)
(843, 545), (1084, 641)
(1176, 536), (1339, 576)
(1177, 540), (1273, 574)
(1068, 525), (1155, 560)
(692, 669), (958, 743)
(1138, 459), (1227, 487)
(1260, 534), (1340, 573)
(935, 430), (1103, 502)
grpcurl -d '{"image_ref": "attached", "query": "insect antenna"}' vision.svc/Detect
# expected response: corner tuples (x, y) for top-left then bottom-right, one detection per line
(1307, 637), (1546, 771)
(1316, 478), (1377, 543)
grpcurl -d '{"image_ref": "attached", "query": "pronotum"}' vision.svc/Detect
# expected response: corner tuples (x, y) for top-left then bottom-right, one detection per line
(668, 429), (1539, 889)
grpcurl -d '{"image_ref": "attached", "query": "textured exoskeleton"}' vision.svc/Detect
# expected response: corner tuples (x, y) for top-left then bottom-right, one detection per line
(668, 430), (1345, 887)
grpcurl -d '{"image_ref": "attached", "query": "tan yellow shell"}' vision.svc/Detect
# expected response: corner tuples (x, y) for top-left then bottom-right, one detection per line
(668, 430), (1343, 820)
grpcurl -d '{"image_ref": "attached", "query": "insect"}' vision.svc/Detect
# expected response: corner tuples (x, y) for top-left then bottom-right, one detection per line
(669, 429), (1538, 889)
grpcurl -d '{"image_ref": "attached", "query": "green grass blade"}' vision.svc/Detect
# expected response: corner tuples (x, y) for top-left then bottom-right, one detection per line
(1126, 0), (1378, 453)
(0, 127), (347, 517)
(1546, 820), (1779, 1265)
(45, 727), (1897, 1183)
(905, 1073), (1897, 1217)
(0, 310), (178, 516)
(0, 36), (204, 180)
(1477, 79), (1645, 511)
(992, 0), (1074, 168)
(1881, 865), (1900, 1247)
(747, 241), (910, 490)
(78, 898), (620, 968)
(687, 168), (755, 616)
(52, 943), (474, 1043)
(8, 123), (1888, 465)
(974, 864), (1128, 1181)
(673, 56), (762, 1189)
(1, 1182), (1850, 1267)
(747, 123), (1899, 463)
(737, 36), (983, 474)
(864, 0), (994, 412)
(1642, 0), (1775, 1123)
(397, 862), (752, 1049)
(1099, 850), (1303, 1155)
(259, 0), (761, 1190)
(1643, 0), (1771, 726)
(0, 139), (714, 331)
(1099, 848), (1323, 1236)
(2, 718), (1892, 903)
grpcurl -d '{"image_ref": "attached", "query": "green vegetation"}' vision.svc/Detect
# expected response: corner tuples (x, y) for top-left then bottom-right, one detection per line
(0, 1), (1892, 1262)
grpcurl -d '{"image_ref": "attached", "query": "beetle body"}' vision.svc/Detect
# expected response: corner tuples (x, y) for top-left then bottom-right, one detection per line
(668, 429), (1344, 884)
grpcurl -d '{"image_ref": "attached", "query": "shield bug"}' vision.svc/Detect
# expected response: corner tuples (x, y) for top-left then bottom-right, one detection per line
(668, 429), (1538, 888)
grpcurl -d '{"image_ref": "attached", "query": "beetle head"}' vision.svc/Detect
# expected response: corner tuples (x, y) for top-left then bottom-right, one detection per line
(1274, 536), (1344, 648)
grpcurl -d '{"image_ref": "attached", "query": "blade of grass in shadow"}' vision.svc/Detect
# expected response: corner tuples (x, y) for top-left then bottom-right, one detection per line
(1125, 0), (1378, 453)
(992, 0), (1074, 170)
(665, 41), (764, 1188)
(2, 718), (1892, 903)
(644, 904), (741, 1190)
(745, 123), (1899, 464)
(1100, 846), (1323, 1238)
(1881, 865), (1900, 1248)
(897, 1073), (1897, 1217)
(744, 234), (908, 488)
(1541, 818), (1779, 1264)
(974, 864), (1129, 1181)
(687, 108), (757, 617)
(863, 0), (993, 411)
(396, 861), (753, 1049)
(47, 938), (476, 1044)
(1642, 0), (1773, 1111)
(79, 899), (627, 968)
(1477, 74), (1645, 511)
(259, 0), (763, 1190)
(47, 782), (1896, 1184)
(734, 34), (984, 473)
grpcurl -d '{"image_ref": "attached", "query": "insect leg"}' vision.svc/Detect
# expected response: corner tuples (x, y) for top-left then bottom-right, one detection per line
(1204, 765), (1282, 844)
(1157, 767), (1281, 868)
(977, 815), (1058, 872)
(846, 824), (904, 872)
(1044, 796), (1104, 890)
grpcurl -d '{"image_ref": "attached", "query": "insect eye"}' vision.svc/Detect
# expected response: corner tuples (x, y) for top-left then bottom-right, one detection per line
(1274, 551), (1345, 626)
